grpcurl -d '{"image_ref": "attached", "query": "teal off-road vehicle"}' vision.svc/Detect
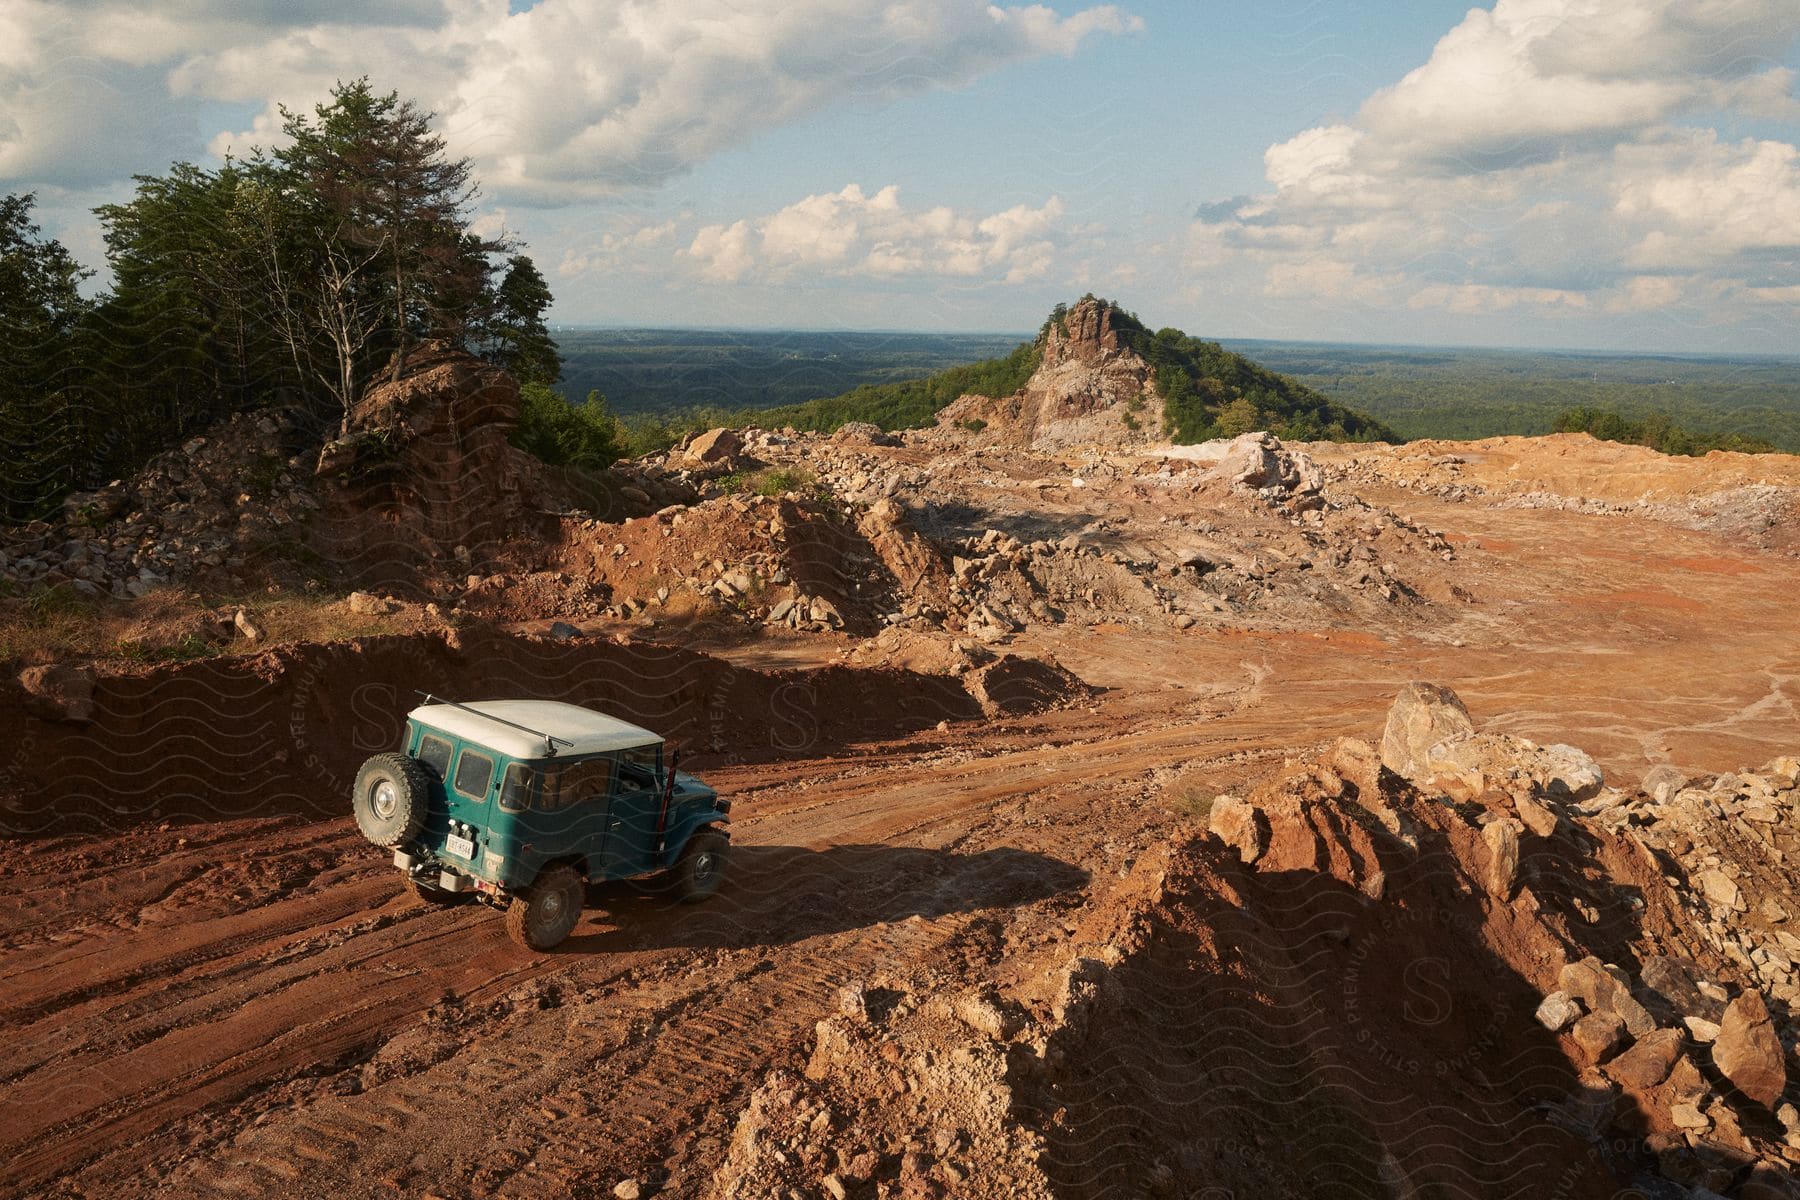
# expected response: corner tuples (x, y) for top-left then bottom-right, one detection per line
(351, 696), (730, 950)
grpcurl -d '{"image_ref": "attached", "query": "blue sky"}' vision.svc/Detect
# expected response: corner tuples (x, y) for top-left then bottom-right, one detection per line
(6, 1), (1800, 352)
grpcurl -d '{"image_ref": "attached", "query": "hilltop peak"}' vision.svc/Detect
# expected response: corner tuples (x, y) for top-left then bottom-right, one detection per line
(1041, 295), (1126, 369)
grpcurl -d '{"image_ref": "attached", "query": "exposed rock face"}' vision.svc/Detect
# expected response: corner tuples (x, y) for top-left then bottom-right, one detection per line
(1380, 682), (1475, 780)
(1560, 957), (1657, 1039)
(1482, 818), (1521, 898)
(1207, 795), (1266, 864)
(1603, 1028), (1683, 1091)
(313, 343), (553, 584)
(856, 498), (952, 600)
(936, 297), (1165, 451)
(1379, 682), (1604, 808)
(1714, 989), (1787, 1107)
(1640, 955), (1727, 1023)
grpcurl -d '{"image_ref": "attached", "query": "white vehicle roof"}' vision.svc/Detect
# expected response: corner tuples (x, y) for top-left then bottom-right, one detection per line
(409, 700), (661, 760)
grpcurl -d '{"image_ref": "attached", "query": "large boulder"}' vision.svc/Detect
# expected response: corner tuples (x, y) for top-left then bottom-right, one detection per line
(1380, 682), (1475, 780)
(1640, 956), (1726, 1023)
(680, 427), (743, 466)
(1208, 795), (1267, 864)
(1713, 989), (1787, 1107)
(1603, 1028), (1684, 1092)
(1423, 734), (1605, 805)
(1211, 432), (1324, 498)
(1560, 957), (1657, 1039)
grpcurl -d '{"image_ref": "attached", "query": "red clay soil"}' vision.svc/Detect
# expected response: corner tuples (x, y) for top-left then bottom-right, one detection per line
(4, 430), (1800, 1198)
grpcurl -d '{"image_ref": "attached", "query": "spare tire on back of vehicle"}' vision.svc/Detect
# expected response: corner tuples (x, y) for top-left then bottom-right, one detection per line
(353, 752), (431, 848)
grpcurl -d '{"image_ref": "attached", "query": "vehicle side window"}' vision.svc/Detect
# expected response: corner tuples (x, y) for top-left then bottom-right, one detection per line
(499, 763), (537, 813)
(453, 750), (495, 799)
(543, 756), (612, 812)
(616, 745), (661, 793)
(416, 735), (453, 782)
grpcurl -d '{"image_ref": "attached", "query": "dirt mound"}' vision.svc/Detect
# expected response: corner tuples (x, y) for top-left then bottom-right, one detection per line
(702, 686), (1799, 1198)
(1323, 434), (1800, 550)
(498, 490), (946, 635)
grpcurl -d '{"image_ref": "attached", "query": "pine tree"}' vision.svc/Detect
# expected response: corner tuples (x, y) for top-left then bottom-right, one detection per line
(483, 255), (562, 386)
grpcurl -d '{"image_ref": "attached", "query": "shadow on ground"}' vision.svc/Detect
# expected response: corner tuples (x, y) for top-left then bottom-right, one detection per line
(559, 843), (1089, 953)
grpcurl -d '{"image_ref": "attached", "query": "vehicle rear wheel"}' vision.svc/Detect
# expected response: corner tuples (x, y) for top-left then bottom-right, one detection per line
(404, 875), (466, 906)
(672, 829), (728, 904)
(352, 753), (431, 848)
(505, 865), (585, 950)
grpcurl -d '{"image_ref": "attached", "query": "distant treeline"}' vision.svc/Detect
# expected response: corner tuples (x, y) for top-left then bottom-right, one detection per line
(584, 297), (1397, 452)
(1551, 407), (1778, 456)
(554, 328), (1027, 415)
(1230, 341), (1800, 454)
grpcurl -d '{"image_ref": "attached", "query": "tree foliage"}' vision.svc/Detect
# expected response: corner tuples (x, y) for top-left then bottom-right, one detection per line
(0, 80), (555, 521)
(509, 384), (624, 470)
(0, 194), (90, 519)
(481, 255), (562, 386)
(1099, 301), (1396, 443)
(1551, 406), (1777, 456)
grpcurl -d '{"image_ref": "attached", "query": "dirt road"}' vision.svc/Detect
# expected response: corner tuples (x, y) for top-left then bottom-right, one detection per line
(4, 473), (1798, 1198)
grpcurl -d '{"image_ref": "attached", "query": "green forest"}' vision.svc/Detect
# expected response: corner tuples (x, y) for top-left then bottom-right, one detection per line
(585, 297), (1399, 450)
(0, 80), (565, 522)
(1228, 340), (1800, 453)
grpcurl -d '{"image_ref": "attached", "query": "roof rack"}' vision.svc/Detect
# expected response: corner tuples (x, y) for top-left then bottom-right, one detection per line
(414, 691), (576, 758)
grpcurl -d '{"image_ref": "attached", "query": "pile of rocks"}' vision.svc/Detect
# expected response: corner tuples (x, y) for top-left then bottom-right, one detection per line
(1609, 761), (1800, 1009)
(0, 411), (313, 598)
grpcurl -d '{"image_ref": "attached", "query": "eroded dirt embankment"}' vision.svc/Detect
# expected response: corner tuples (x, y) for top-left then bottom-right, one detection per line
(0, 624), (1086, 837)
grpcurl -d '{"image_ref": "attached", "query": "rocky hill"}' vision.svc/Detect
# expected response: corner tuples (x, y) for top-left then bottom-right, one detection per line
(935, 297), (1166, 451)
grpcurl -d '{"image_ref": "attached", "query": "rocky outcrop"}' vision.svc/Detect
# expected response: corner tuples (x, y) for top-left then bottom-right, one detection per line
(1379, 682), (1604, 809)
(677, 427), (744, 467)
(1209, 432), (1326, 509)
(936, 297), (1165, 452)
(312, 343), (556, 585)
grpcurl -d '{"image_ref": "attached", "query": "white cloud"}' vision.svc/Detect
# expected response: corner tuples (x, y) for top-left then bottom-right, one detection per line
(1190, 0), (1800, 331)
(557, 218), (679, 276)
(2, 0), (1138, 202)
(684, 184), (1068, 284)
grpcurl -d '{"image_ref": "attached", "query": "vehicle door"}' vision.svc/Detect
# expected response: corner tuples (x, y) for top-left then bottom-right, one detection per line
(540, 755), (614, 880)
(440, 743), (499, 868)
(409, 727), (456, 846)
(598, 745), (665, 877)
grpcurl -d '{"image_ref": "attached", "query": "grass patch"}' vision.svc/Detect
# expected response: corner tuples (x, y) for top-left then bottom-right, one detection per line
(1164, 782), (1218, 823)
(0, 586), (446, 666)
(714, 466), (821, 499)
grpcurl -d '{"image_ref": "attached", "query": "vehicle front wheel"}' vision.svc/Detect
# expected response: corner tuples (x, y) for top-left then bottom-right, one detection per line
(505, 865), (585, 951)
(672, 830), (729, 904)
(404, 875), (467, 906)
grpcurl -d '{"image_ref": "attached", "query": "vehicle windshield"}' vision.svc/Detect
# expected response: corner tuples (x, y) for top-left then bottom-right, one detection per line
(499, 762), (540, 812)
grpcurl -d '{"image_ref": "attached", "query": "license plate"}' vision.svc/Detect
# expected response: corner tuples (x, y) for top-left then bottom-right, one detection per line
(445, 833), (475, 859)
